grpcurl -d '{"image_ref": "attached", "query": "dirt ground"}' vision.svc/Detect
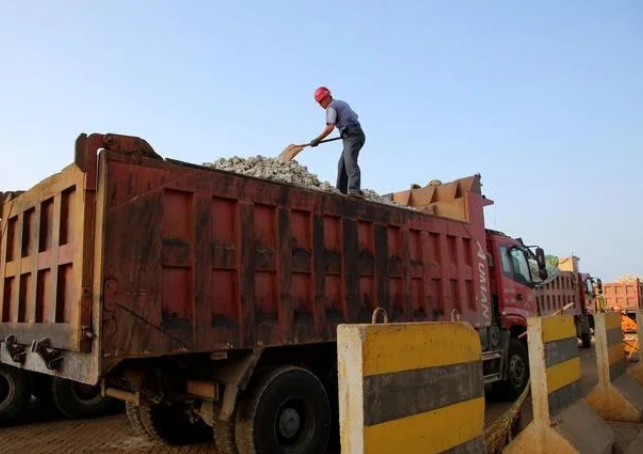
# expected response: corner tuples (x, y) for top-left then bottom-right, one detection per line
(0, 344), (641, 454)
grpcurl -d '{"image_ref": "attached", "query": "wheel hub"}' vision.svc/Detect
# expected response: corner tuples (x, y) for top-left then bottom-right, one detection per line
(278, 407), (301, 439)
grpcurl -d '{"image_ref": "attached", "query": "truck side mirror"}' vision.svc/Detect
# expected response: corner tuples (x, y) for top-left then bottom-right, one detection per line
(539, 268), (548, 281)
(596, 278), (603, 293)
(535, 247), (546, 269)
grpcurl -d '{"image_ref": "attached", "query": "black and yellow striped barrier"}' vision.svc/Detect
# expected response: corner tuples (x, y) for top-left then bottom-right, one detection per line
(337, 321), (485, 454)
(586, 312), (643, 422)
(628, 311), (643, 387)
(504, 315), (614, 454)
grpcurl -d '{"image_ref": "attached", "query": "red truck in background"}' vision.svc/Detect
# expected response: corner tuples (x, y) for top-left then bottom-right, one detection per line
(603, 278), (643, 314)
(0, 133), (548, 453)
(603, 278), (643, 336)
(536, 256), (599, 348)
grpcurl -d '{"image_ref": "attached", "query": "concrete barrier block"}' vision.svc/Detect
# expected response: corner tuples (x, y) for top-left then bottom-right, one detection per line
(628, 311), (643, 387)
(586, 312), (643, 422)
(503, 315), (614, 454)
(337, 322), (485, 454)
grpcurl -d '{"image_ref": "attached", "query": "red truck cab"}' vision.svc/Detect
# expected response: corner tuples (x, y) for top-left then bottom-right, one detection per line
(482, 230), (545, 399)
(487, 231), (542, 337)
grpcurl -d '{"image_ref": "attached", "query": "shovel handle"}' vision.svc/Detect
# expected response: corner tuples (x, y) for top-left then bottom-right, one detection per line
(319, 136), (342, 144)
(304, 136), (342, 146)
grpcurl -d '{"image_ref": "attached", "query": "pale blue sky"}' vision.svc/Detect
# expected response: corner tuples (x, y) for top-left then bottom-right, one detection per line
(1, 1), (641, 281)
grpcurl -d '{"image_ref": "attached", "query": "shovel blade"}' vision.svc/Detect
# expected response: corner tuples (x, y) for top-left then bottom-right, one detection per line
(278, 144), (305, 161)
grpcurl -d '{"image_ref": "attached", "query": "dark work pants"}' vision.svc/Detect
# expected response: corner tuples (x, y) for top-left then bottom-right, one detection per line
(336, 127), (365, 193)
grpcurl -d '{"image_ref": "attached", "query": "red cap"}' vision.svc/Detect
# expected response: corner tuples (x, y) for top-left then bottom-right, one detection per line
(314, 86), (331, 102)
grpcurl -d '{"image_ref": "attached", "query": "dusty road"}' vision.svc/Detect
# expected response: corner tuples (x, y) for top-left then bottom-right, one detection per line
(0, 345), (641, 454)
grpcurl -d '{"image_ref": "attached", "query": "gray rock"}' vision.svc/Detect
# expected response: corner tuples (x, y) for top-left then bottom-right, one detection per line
(203, 155), (407, 207)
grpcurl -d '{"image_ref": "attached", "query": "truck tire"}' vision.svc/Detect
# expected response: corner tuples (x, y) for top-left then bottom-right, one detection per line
(213, 404), (239, 454)
(235, 366), (331, 454)
(125, 403), (149, 437)
(580, 332), (592, 349)
(492, 338), (530, 402)
(51, 377), (116, 419)
(0, 365), (32, 425)
(139, 402), (212, 445)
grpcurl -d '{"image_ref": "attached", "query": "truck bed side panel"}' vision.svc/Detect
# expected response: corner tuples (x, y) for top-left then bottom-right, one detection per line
(100, 152), (490, 360)
(536, 271), (582, 316)
(603, 281), (643, 312)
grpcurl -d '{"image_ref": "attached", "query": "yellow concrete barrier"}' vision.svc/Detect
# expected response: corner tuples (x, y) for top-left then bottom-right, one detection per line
(586, 312), (643, 422)
(628, 311), (643, 387)
(337, 322), (485, 454)
(503, 315), (614, 454)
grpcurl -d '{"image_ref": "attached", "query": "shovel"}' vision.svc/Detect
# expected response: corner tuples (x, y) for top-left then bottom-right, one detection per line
(278, 137), (342, 161)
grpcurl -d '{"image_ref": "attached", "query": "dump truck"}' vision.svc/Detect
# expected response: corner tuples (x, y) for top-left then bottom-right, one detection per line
(0, 133), (547, 453)
(603, 278), (643, 314)
(603, 278), (643, 349)
(535, 256), (596, 348)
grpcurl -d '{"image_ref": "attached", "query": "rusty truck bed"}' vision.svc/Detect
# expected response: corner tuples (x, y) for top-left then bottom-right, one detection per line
(536, 270), (582, 316)
(603, 280), (643, 313)
(536, 256), (585, 316)
(0, 133), (491, 384)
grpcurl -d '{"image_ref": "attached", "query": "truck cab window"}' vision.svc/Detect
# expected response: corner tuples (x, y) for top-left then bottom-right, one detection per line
(528, 255), (543, 285)
(500, 246), (513, 275)
(500, 246), (533, 286)
(511, 249), (532, 285)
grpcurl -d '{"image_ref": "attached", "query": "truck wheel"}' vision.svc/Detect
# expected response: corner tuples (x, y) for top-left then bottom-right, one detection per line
(235, 366), (331, 454)
(0, 365), (32, 425)
(492, 338), (530, 402)
(580, 332), (592, 349)
(213, 404), (239, 454)
(51, 377), (115, 419)
(139, 402), (212, 445)
(125, 403), (149, 437)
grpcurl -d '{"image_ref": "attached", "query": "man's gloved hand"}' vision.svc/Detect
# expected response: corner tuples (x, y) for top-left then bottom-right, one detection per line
(310, 138), (321, 147)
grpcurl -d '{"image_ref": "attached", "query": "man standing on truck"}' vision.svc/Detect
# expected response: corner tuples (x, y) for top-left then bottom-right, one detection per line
(309, 87), (366, 198)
